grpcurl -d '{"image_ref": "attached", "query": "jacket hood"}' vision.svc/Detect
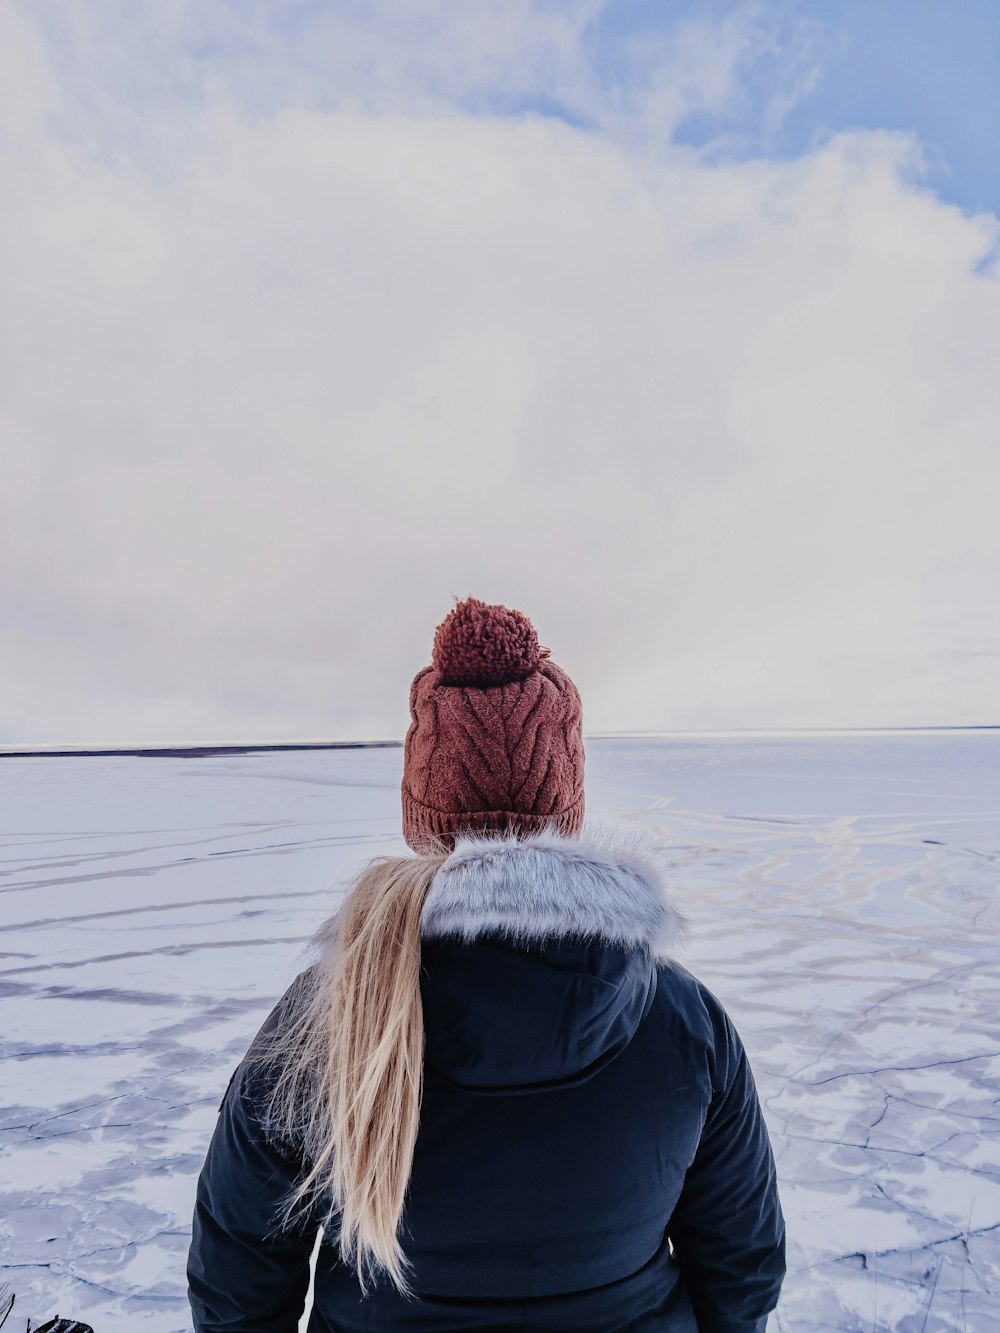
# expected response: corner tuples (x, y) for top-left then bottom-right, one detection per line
(417, 818), (688, 1094)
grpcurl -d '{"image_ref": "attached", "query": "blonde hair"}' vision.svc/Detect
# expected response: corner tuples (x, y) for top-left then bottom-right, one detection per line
(252, 842), (451, 1298)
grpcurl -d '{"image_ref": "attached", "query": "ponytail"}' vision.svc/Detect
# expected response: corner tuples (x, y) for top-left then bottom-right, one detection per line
(255, 844), (450, 1297)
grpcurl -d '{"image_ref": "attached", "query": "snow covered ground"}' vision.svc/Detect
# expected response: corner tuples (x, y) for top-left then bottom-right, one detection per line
(2, 733), (998, 1332)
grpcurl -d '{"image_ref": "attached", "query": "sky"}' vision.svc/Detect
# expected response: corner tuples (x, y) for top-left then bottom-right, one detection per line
(2, 0), (998, 745)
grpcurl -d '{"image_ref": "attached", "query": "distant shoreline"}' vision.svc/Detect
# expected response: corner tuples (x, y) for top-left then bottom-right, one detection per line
(1, 726), (997, 759)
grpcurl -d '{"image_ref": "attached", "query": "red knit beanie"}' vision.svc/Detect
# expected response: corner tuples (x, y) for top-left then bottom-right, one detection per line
(401, 596), (585, 853)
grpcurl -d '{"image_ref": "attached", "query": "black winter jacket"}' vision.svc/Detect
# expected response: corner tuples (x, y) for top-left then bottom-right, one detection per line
(188, 821), (785, 1332)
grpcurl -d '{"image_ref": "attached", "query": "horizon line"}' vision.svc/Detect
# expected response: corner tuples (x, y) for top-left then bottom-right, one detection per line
(1, 724), (997, 759)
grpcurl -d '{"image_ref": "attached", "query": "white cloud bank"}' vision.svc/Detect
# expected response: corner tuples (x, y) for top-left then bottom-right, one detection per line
(2, 1), (998, 743)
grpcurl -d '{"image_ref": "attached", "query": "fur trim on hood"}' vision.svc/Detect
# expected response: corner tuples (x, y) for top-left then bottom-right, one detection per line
(419, 817), (688, 965)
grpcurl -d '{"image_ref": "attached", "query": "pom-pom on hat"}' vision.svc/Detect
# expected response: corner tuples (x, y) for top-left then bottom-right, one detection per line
(402, 596), (585, 853)
(432, 596), (549, 686)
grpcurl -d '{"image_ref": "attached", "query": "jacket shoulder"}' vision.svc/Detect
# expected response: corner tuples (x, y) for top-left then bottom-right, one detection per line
(652, 960), (747, 1095)
(226, 965), (321, 1132)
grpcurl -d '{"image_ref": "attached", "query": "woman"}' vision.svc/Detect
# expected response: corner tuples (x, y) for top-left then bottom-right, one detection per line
(187, 596), (786, 1332)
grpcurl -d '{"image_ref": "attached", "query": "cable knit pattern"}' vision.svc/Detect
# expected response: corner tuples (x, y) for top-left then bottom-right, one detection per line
(402, 598), (585, 852)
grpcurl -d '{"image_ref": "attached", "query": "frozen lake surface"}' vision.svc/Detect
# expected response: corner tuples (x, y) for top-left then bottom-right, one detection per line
(2, 733), (998, 1332)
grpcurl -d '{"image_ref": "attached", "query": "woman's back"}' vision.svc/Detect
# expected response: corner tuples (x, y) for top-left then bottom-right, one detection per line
(189, 822), (785, 1331)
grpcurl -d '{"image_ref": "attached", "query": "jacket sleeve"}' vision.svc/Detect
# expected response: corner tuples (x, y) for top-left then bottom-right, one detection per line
(667, 988), (786, 1333)
(187, 1054), (321, 1333)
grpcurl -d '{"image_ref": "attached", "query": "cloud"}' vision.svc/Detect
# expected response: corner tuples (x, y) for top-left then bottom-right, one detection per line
(2, 1), (998, 743)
